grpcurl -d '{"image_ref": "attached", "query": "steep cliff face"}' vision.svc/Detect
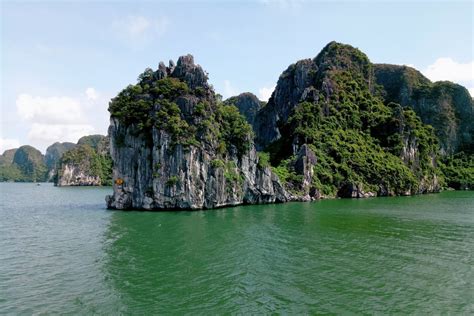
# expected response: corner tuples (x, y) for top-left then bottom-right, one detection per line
(374, 64), (474, 155)
(0, 148), (17, 165)
(0, 146), (49, 182)
(56, 162), (101, 186)
(45, 142), (76, 181)
(0, 149), (22, 181)
(106, 55), (288, 210)
(106, 42), (472, 210)
(254, 42), (375, 150)
(254, 58), (316, 150)
(55, 136), (112, 186)
(11, 146), (47, 182)
(107, 118), (287, 209)
(224, 93), (264, 129)
(253, 42), (441, 197)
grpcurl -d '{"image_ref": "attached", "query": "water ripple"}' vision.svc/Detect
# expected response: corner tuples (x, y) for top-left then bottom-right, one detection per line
(0, 184), (473, 314)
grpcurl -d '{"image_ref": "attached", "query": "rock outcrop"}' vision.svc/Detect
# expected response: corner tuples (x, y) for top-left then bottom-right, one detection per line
(56, 162), (101, 186)
(224, 93), (264, 129)
(11, 146), (48, 182)
(0, 149), (17, 166)
(105, 42), (471, 210)
(0, 146), (49, 182)
(251, 41), (441, 197)
(45, 142), (76, 181)
(55, 136), (112, 186)
(0, 136), (113, 184)
(374, 64), (474, 155)
(290, 144), (320, 201)
(0, 149), (22, 182)
(106, 55), (288, 210)
(254, 58), (319, 150)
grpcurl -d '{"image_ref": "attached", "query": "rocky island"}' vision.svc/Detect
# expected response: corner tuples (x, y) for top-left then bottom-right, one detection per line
(105, 42), (473, 210)
(0, 135), (112, 186)
(106, 55), (288, 209)
(55, 135), (112, 186)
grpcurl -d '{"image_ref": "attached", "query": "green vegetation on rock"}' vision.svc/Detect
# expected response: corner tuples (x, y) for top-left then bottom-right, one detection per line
(257, 152), (270, 168)
(374, 64), (473, 155)
(109, 66), (253, 157)
(78, 135), (106, 151)
(0, 146), (47, 182)
(259, 42), (441, 197)
(440, 153), (474, 190)
(57, 140), (112, 186)
(104, 44), (472, 210)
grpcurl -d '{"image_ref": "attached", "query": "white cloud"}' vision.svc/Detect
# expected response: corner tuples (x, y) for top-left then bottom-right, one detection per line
(15, 92), (104, 152)
(421, 57), (474, 97)
(85, 87), (99, 101)
(258, 85), (276, 101)
(112, 15), (169, 47)
(424, 58), (474, 83)
(17, 94), (85, 124)
(0, 138), (20, 154)
(27, 123), (95, 146)
(223, 80), (239, 99)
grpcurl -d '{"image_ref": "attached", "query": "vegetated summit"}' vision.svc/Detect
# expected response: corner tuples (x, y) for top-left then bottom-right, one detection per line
(105, 41), (473, 210)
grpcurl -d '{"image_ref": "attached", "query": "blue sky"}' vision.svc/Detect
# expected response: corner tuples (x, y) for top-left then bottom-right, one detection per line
(1, 0), (473, 153)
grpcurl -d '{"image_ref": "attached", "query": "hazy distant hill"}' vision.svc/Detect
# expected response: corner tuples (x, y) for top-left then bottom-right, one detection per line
(0, 135), (112, 185)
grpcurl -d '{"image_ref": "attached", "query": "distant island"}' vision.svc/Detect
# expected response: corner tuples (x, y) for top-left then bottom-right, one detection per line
(103, 41), (473, 210)
(0, 135), (112, 186)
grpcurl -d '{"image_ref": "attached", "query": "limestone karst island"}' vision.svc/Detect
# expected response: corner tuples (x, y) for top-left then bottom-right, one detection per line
(2, 2), (474, 314)
(102, 42), (473, 210)
(1, 42), (472, 210)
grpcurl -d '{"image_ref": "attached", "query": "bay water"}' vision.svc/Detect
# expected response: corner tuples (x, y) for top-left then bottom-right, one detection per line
(1, 183), (473, 314)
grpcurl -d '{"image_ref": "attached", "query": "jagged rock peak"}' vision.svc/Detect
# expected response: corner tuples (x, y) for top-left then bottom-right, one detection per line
(254, 41), (378, 150)
(314, 41), (371, 71)
(106, 55), (289, 210)
(224, 92), (264, 127)
(169, 54), (209, 90)
(374, 63), (474, 154)
(149, 54), (209, 90)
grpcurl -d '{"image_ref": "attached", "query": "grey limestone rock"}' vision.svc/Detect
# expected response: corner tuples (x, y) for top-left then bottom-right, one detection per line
(106, 55), (289, 210)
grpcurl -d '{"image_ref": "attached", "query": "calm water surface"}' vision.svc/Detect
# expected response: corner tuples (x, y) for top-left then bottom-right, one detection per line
(0, 183), (473, 314)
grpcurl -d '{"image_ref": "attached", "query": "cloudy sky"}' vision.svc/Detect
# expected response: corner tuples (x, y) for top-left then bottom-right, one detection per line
(1, 0), (473, 153)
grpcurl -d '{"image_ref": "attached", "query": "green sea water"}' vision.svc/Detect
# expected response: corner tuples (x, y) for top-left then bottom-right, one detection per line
(0, 183), (473, 314)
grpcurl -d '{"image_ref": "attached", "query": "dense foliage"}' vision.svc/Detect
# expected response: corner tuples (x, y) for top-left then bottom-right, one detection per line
(59, 144), (112, 185)
(0, 164), (25, 182)
(263, 42), (440, 197)
(0, 146), (48, 182)
(0, 136), (113, 185)
(109, 69), (253, 157)
(45, 142), (76, 170)
(374, 64), (474, 155)
(440, 153), (474, 190)
(78, 135), (106, 150)
(106, 44), (471, 198)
